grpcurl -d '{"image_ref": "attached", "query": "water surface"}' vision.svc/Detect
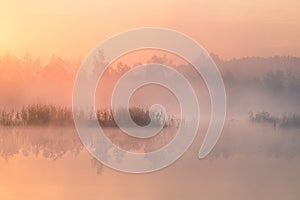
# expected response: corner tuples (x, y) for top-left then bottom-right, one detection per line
(1, 122), (300, 200)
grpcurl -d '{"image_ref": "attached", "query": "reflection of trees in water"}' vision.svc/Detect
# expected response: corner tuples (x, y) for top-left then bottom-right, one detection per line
(2, 124), (300, 175)
(106, 127), (176, 153)
(0, 127), (83, 161)
(91, 157), (103, 175)
(0, 126), (177, 174)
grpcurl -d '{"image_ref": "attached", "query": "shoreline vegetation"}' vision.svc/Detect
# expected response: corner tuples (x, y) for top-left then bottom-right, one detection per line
(0, 104), (179, 128)
(1, 104), (300, 130)
(249, 111), (300, 129)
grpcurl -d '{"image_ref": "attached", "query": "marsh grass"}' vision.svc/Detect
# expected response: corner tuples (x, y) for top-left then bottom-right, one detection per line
(249, 111), (300, 128)
(0, 104), (174, 127)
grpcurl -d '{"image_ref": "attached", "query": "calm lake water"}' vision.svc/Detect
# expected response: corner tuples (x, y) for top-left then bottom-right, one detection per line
(1, 121), (300, 200)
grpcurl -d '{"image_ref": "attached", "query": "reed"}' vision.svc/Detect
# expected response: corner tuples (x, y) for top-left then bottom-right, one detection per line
(0, 104), (173, 127)
(249, 111), (300, 128)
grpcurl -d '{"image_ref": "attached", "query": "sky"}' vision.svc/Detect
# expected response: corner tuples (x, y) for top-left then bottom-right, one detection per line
(0, 0), (300, 62)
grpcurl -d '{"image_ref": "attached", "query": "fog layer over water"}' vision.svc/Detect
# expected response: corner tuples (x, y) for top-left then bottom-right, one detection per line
(1, 53), (300, 199)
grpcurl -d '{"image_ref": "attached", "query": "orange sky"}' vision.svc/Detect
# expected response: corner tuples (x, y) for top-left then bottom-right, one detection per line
(0, 0), (300, 62)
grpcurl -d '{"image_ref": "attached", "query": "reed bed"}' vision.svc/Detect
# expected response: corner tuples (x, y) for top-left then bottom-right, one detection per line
(249, 111), (300, 128)
(0, 104), (175, 127)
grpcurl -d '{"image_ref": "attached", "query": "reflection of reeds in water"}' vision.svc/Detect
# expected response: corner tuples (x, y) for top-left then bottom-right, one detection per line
(0, 104), (177, 127)
(0, 126), (177, 174)
(0, 127), (83, 161)
(1, 123), (300, 175)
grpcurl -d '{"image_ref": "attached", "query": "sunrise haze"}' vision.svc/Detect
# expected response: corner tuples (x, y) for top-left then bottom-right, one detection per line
(1, 0), (300, 62)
